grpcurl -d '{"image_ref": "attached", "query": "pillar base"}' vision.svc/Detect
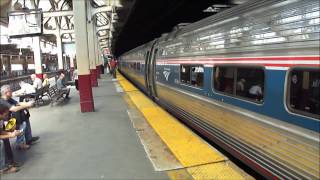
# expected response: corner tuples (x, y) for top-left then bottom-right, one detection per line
(90, 69), (98, 87)
(35, 73), (43, 80)
(79, 74), (94, 112)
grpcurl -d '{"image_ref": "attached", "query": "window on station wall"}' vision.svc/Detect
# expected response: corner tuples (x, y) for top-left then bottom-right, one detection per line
(180, 65), (204, 88)
(213, 66), (265, 103)
(287, 68), (320, 118)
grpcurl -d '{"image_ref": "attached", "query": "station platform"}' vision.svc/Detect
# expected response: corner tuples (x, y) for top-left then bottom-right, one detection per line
(1, 72), (251, 180)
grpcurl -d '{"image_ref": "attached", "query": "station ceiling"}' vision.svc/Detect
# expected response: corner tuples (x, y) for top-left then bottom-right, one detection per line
(0, 0), (246, 56)
(112, 0), (246, 56)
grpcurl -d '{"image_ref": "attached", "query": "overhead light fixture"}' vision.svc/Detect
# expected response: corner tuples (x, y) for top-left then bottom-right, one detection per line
(203, 4), (233, 13)
(13, 0), (29, 11)
(13, 0), (23, 10)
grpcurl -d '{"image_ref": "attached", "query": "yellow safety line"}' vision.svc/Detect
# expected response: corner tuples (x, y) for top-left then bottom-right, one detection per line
(117, 73), (250, 179)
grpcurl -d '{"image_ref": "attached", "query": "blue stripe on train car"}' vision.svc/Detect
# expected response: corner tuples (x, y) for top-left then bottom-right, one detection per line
(159, 65), (205, 94)
(157, 65), (319, 132)
(208, 68), (319, 132)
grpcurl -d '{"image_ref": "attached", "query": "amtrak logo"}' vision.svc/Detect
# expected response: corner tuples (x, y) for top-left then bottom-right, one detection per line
(163, 71), (171, 81)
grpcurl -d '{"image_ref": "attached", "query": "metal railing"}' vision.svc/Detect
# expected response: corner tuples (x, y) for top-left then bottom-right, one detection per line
(0, 71), (58, 91)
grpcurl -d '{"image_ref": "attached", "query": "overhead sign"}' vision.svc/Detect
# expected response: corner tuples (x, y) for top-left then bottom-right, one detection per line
(8, 9), (43, 38)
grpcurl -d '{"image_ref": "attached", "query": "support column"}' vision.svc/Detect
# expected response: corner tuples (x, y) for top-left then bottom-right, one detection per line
(70, 55), (75, 80)
(33, 36), (43, 79)
(87, 5), (98, 87)
(93, 24), (101, 79)
(98, 47), (104, 74)
(56, 34), (64, 73)
(73, 0), (94, 112)
(94, 46), (101, 79)
(24, 56), (28, 74)
(8, 56), (12, 77)
(0, 55), (3, 76)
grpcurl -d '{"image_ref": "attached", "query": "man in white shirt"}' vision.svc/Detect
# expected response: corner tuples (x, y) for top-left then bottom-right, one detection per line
(30, 74), (42, 90)
(16, 81), (35, 95)
(249, 84), (263, 101)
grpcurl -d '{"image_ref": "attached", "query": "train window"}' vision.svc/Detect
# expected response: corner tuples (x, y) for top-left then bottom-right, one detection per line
(129, 63), (134, 69)
(137, 63), (141, 71)
(236, 67), (265, 102)
(214, 66), (265, 103)
(214, 66), (235, 94)
(191, 66), (204, 87)
(180, 65), (204, 88)
(180, 65), (191, 84)
(287, 68), (320, 117)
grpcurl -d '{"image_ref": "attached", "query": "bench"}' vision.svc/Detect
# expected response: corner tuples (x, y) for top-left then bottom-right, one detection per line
(21, 85), (50, 106)
(33, 85), (50, 106)
(47, 85), (69, 106)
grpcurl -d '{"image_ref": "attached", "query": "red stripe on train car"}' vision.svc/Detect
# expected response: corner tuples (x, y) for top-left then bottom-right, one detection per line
(157, 56), (320, 61)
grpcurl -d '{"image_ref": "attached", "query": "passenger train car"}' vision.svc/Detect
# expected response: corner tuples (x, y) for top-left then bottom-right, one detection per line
(118, 0), (320, 179)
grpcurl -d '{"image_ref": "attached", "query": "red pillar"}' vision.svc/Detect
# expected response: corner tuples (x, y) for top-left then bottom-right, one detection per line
(73, 0), (94, 112)
(35, 73), (43, 80)
(78, 74), (94, 112)
(90, 69), (98, 87)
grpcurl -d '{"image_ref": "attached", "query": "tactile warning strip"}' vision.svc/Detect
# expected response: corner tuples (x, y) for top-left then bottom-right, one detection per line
(117, 73), (251, 179)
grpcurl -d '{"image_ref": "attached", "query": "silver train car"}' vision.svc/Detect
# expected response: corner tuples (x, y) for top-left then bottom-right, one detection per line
(118, 0), (320, 179)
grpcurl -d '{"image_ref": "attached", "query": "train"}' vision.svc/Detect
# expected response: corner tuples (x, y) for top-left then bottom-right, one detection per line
(118, 0), (320, 179)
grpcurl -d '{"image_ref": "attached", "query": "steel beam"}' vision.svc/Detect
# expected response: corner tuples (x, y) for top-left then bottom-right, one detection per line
(43, 29), (74, 35)
(98, 35), (109, 41)
(96, 25), (110, 32)
(100, 42), (108, 46)
(91, 6), (112, 17)
(43, 10), (73, 18)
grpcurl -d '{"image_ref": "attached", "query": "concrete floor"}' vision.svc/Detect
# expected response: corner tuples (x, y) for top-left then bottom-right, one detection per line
(2, 74), (168, 180)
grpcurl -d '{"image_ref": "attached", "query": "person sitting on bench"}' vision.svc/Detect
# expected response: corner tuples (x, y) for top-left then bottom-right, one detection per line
(56, 73), (70, 99)
(42, 74), (50, 87)
(30, 74), (42, 90)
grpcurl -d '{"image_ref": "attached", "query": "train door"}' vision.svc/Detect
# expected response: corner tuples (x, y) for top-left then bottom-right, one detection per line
(148, 48), (158, 98)
(144, 51), (150, 92)
(145, 46), (158, 98)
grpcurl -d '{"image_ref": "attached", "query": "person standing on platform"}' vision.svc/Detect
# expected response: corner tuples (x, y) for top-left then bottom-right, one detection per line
(110, 58), (118, 79)
(73, 69), (79, 91)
